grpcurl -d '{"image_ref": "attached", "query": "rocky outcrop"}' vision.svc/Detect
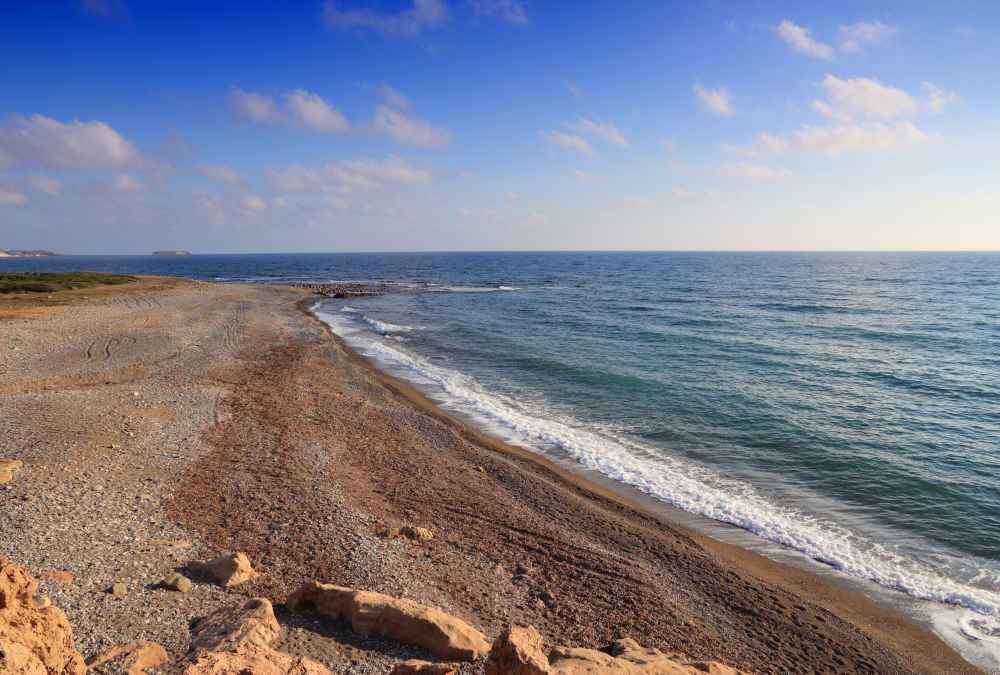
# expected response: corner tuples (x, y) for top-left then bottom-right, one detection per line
(288, 582), (490, 661)
(390, 660), (457, 674)
(548, 638), (745, 675)
(87, 640), (168, 675)
(185, 598), (330, 675)
(0, 459), (23, 485)
(485, 625), (551, 675)
(0, 558), (85, 675)
(189, 598), (281, 654)
(185, 646), (330, 675)
(189, 552), (257, 588)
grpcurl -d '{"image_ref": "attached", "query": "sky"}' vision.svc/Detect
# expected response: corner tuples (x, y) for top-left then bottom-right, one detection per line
(0, 0), (998, 253)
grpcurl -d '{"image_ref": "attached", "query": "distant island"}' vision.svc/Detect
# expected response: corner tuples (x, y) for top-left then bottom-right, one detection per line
(152, 250), (192, 256)
(0, 249), (58, 257)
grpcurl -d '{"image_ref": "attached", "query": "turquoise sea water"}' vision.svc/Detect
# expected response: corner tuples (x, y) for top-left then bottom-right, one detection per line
(7, 251), (1000, 666)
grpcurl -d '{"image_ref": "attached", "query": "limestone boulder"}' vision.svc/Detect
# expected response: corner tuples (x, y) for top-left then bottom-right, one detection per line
(288, 582), (489, 661)
(0, 459), (23, 485)
(549, 638), (745, 675)
(390, 660), (457, 674)
(185, 598), (329, 675)
(184, 647), (330, 675)
(189, 552), (257, 588)
(485, 625), (551, 675)
(87, 640), (169, 675)
(0, 557), (85, 675)
(189, 598), (281, 654)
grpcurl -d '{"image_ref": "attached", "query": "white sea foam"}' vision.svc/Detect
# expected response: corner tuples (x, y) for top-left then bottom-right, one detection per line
(430, 285), (518, 293)
(313, 303), (1000, 668)
(361, 316), (415, 335)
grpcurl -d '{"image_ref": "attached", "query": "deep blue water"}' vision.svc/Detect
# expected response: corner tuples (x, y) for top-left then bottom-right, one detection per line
(7, 251), (1000, 660)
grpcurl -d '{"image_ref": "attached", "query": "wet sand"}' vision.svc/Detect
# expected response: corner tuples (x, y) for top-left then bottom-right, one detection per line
(0, 279), (978, 673)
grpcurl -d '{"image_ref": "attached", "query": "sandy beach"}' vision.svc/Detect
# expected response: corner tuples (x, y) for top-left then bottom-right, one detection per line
(0, 278), (979, 674)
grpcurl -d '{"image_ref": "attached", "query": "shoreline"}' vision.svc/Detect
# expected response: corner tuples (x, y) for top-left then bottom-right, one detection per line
(0, 279), (980, 674)
(299, 295), (983, 674)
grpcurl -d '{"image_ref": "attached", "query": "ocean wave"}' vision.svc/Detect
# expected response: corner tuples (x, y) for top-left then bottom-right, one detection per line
(362, 315), (415, 336)
(313, 306), (1000, 654)
(429, 285), (518, 293)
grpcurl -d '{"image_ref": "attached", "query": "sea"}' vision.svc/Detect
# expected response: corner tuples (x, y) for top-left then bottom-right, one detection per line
(6, 251), (999, 669)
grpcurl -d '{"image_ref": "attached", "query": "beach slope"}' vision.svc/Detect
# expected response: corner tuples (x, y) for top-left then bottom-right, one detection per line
(0, 280), (977, 673)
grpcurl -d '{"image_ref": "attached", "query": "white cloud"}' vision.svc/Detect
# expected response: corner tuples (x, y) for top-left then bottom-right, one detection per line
(693, 83), (734, 116)
(720, 161), (791, 181)
(285, 89), (350, 133)
(662, 139), (677, 153)
(540, 130), (594, 156)
(467, 0), (527, 24)
(777, 20), (834, 59)
(114, 173), (143, 191)
(839, 20), (899, 53)
(373, 105), (450, 146)
(572, 169), (593, 180)
(229, 88), (282, 124)
(922, 82), (959, 114)
(725, 131), (790, 157)
(376, 84), (410, 110)
(0, 114), (137, 169)
(268, 156), (432, 195)
(564, 80), (583, 98)
(272, 196), (287, 208)
(730, 118), (929, 160)
(793, 121), (928, 156)
(198, 164), (241, 184)
(323, 0), (448, 36)
(569, 117), (628, 146)
(815, 74), (917, 121)
(0, 189), (28, 206)
(27, 174), (63, 196)
(241, 194), (267, 211)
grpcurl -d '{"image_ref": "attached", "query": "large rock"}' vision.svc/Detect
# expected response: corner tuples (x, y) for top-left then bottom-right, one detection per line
(185, 647), (330, 675)
(0, 459), (23, 485)
(87, 640), (169, 675)
(189, 552), (257, 588)
(486, 625), (551, 675)
(185, 598), (329, 675)
(288, 582), (490, 661)
(0, 557), (85, 675)
(189, 598), (281, 654)
(548, 638), (744, 675)
(390, 660), (457, 674)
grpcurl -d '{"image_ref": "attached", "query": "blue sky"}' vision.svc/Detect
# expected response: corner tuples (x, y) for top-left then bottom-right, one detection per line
(1, 0), (998, 253)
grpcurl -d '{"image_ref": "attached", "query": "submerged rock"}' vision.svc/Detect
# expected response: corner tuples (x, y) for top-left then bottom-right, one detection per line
(0, 557), (86, 675)
(288, 581), (490, 661)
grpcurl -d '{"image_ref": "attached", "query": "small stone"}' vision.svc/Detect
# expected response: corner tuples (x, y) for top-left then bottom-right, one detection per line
(161, 572), (193, 592)
(33, 594), (52, 609)
(538, 589), (557, 609)
(43, 570), (76, 584)
(0, 458), (24, 484)
(188, 551), (257, 587)
(110, 582), (127, 597)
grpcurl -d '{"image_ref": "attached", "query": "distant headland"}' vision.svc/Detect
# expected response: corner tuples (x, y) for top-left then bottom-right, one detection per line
(0, 249), (57, 257)
(152, 250), (192, 256)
